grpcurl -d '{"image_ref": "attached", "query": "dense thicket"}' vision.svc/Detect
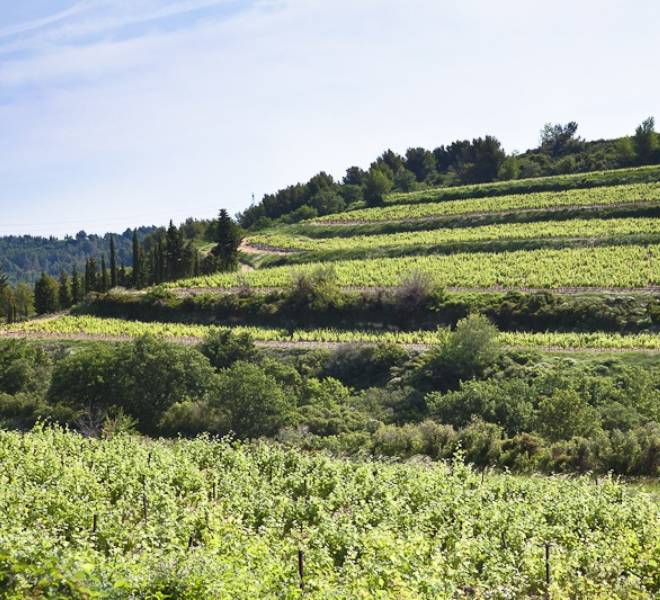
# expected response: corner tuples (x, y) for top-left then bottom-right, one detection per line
(1, 325), (658, 476)
(238, 118), (660, 228)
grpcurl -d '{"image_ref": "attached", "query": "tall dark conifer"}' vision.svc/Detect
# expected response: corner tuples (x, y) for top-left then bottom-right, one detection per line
(110, 236), (118, 288)
(212, 209), (242, 272)
(58, 271), (72, 309)
(71, 267), (81, 304)
(132, 230), (142, 288)
(100, 256), (109, 292)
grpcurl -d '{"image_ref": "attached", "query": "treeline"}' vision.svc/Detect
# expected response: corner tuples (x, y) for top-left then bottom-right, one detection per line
(238, 117), (660, 228)
(1, 317), (658, 476)
(128, 210), (242, 289)
(0, 210), (243, 319)
(0, 227), (156, 285)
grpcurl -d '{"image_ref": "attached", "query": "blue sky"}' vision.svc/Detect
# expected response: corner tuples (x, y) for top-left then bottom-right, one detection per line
(1, 0), (659, 237)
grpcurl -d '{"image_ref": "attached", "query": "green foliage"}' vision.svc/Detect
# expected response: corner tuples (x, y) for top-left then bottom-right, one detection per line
(284, 266), (342, 314)
(0, 340), (50, 395)
(213, 361), (294, 438)
(33, 272), (59, 315)
(634, 116), (658, 163)
(48, 337), (217, 433)
(0, 428), (657, 596)
(414, 314), (501, 391)
(199, 329), (257, 371)
(363, 168), (393, 207)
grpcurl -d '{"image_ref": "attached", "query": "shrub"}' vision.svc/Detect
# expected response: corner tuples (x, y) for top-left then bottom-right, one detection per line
(199, 329), (256, 371)
(212, 361), (295, 438)
(284, 266), (342, 314)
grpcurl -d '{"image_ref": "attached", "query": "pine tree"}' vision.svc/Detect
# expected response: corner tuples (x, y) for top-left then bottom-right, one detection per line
(110, 235), (118, 288)
(71, 267), (81, 304)
(212, 209), (243, 272)
(58, 271), (72, 309)
(34, 273), (59, 315)
(132, 230), (142, 289)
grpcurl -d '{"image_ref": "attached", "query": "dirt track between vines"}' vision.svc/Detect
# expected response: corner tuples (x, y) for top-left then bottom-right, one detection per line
(2, 330), (658, 355)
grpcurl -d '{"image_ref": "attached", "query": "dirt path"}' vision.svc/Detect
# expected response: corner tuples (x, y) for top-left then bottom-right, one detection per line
(240, 241), (297, 255)
(2, 330), (658, 354)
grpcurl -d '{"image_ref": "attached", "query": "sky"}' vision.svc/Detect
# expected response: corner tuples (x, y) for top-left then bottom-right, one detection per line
(1, 0), (659, 237)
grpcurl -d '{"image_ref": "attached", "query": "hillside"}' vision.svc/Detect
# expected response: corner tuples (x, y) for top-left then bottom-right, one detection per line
(0, 227), (156, 284)
(2, 155), (660, 599)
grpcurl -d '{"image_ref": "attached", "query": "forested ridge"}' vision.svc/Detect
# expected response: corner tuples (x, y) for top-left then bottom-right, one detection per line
(0, 228), (156, 285)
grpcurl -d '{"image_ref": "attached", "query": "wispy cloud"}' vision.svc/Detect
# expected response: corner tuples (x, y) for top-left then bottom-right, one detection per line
(0, 1), (93, 40)
(1, 0), (659, 236)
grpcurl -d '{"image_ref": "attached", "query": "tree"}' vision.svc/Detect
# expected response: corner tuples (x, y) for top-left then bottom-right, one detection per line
(132, 230), (142, 288)
(84, 258), (97, 294)
(534, 389), (600, 442)
(405, 147), (437, 182)
(71, 267), (82, 304)
(633, 117), (658, 164)
(14, 282), (34, 317)
(212, 361), (294, 438)
(212, 209), (242, 272)
(466, 136), (506, 182)
(199, 330), (257, 371)
(539, 121), (583, 157)
(413, 314), (501, 392)
(58, 271), (72, 309)
(109, 235), (118, 288)
(34, 273), (59, 315)
(100, 256), (109, 292)
(363, 168), (393, 207)
(165, 220), (185, 280)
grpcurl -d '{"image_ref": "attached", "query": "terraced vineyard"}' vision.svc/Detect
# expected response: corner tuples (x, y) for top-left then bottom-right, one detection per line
(177, 243), (660, 290)
(4, 315), (660, 351)
(313, 182), (660, 224)
(248, 216), (660, 253)
(384, 164), (660, 205)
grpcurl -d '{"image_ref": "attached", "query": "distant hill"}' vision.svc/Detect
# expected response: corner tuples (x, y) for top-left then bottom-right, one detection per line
(0, 227), (157, 284)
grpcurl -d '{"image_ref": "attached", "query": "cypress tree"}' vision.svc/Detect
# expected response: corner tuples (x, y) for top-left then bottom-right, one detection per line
(85, 258), (97, 294)
(100, 256), (109, 292)
(34, 273), (59, 315)
(71, 267), (81, 304)
(110, 236), (118, 288)
(212, 209), (243, 272)
(119, 263), (127, 287)
(58, 271), (72, 309)
(132, 230), (142, 288)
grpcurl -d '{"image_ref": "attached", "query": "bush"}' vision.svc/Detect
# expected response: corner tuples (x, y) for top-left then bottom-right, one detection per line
(0, 339), (51, 395)
(533, 388), (601, 442)
(199, 329), (256, 371)
(320, 343), (406, 389)
(49, 336), (218, 434)
(413, 314), (501, 391)
(395, 270), (446, 314)
(212, 361), (295, 439)
(284, 266), (342, 315)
